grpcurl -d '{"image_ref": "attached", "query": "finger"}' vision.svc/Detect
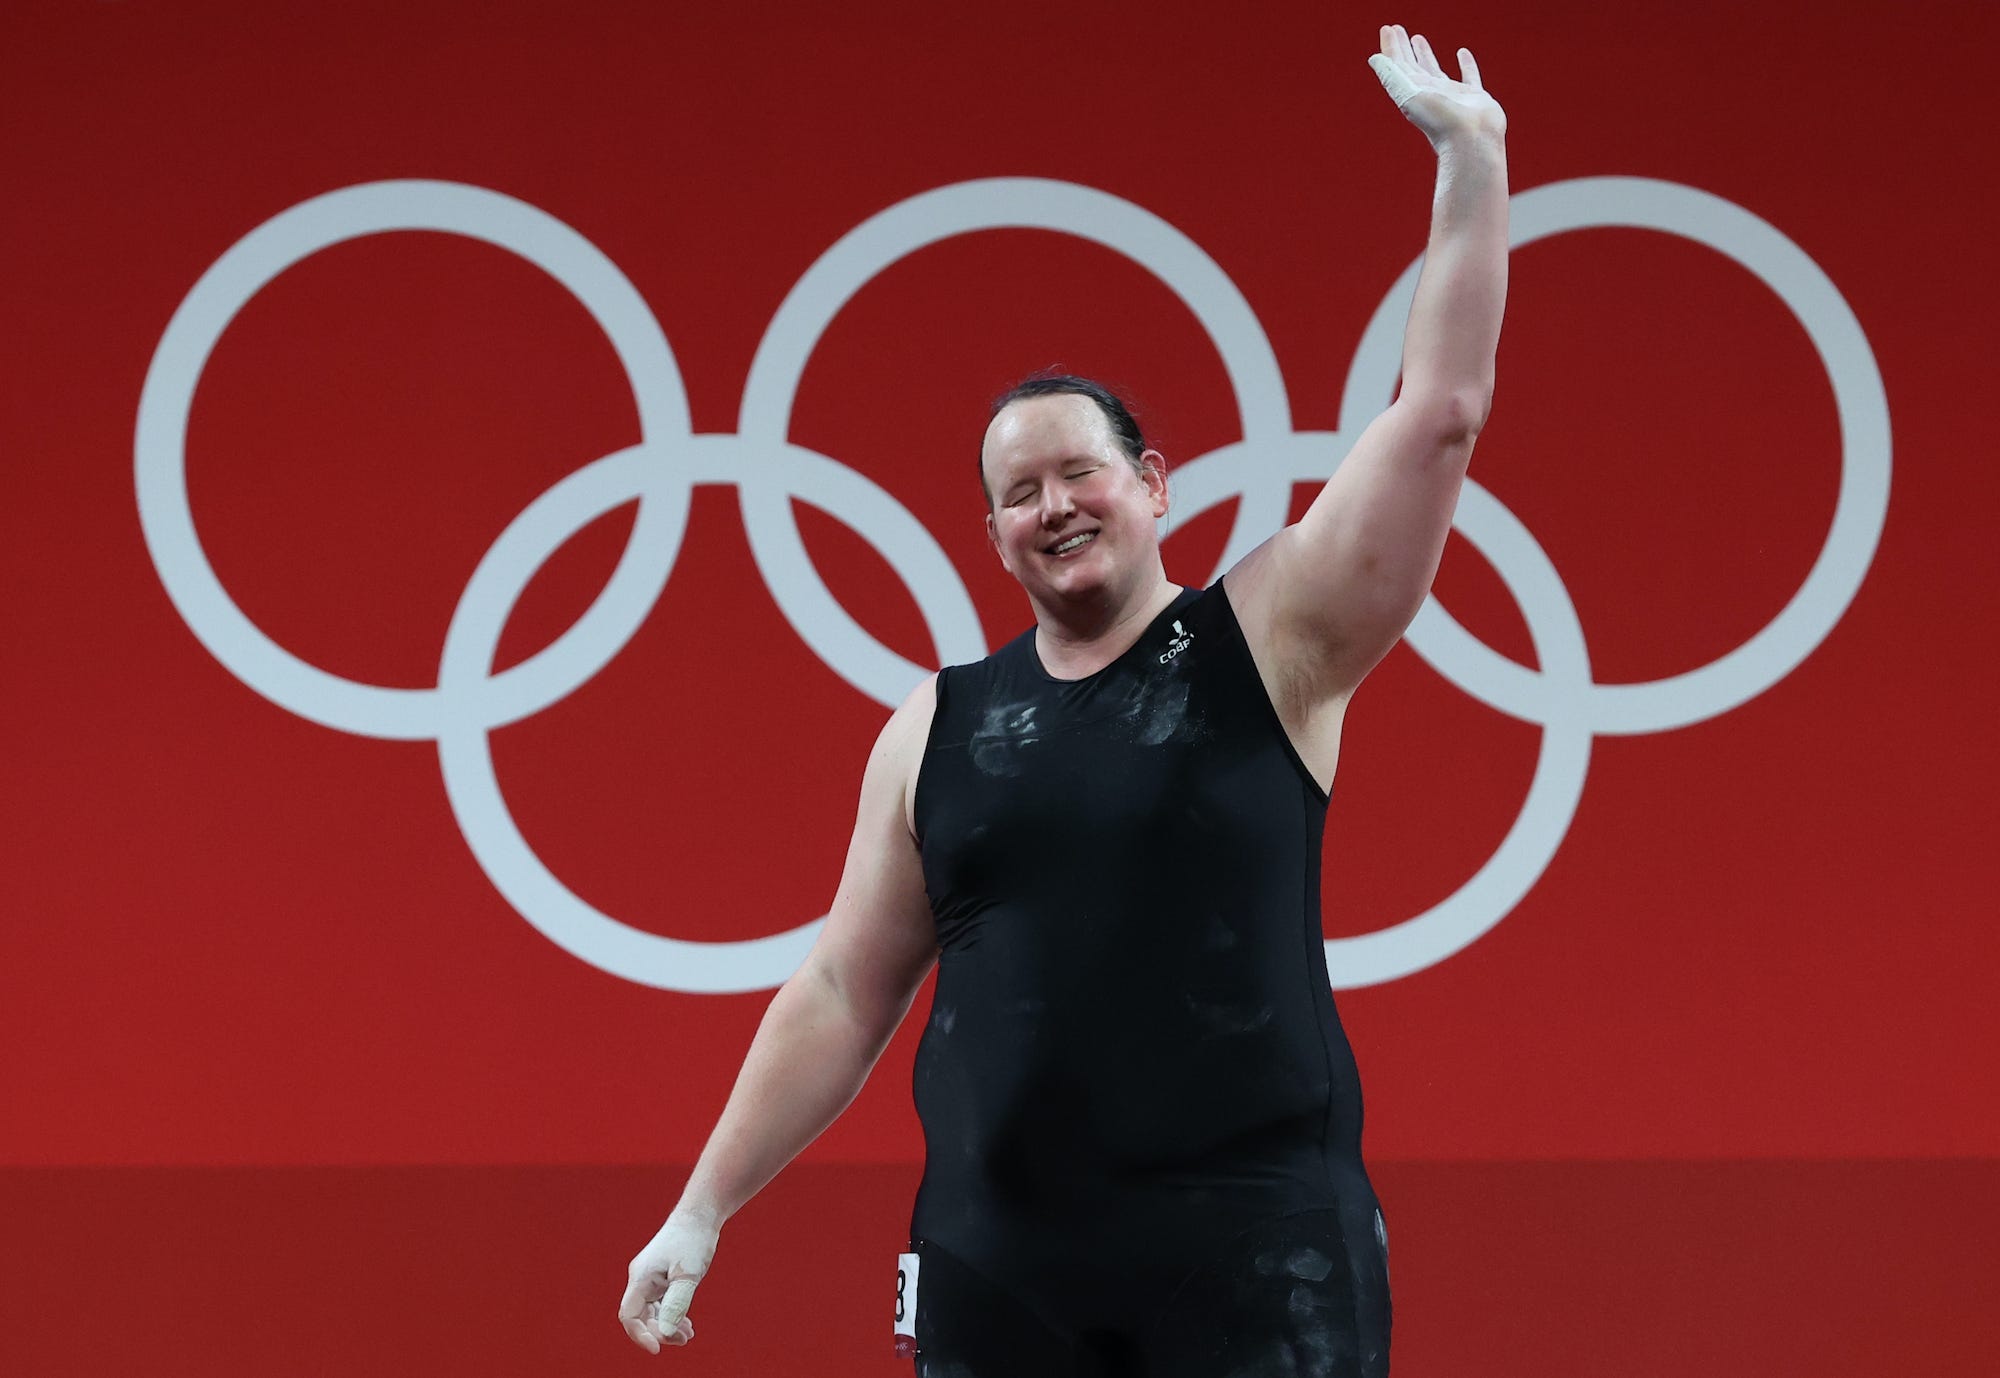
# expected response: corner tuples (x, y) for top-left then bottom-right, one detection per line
(1379, 23), (1394, 57)
(1458, 47), (1484, 90)
(658, 1276), (699, 1330)
(1412, 34), (1445, 77)
(621, 1314), (662, 1355)
(1367, 53), (1419, 109)
(654, 1292), (696, 1348)
(1394, 24), (1417, 67)
(618, 1277), (665, 1353)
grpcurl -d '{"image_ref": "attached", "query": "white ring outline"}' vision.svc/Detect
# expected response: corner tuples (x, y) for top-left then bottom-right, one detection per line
(436, 436), (987, 991)
(1344, 177), (1892, 734)
(134, 180), (698, 740)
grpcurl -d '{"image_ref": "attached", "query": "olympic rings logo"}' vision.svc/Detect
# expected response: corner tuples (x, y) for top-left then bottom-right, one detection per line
(135, 176), (1890, 994)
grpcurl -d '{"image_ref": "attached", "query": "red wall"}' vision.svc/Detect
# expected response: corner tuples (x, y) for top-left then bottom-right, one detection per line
(4, 0), (1995, 1372)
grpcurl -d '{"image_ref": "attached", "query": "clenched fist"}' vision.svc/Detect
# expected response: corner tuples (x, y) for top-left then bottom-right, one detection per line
(618, 1209), (720, 1354)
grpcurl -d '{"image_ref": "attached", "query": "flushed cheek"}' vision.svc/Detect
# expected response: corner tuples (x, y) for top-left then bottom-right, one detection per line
(996, 526), (1043, 574)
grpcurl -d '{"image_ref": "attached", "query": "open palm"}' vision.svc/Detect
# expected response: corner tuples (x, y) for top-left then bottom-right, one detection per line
(1368, 23), (1506, 144)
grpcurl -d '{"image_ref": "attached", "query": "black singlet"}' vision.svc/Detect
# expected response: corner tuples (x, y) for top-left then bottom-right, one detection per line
(908, 582), (1389, 1378)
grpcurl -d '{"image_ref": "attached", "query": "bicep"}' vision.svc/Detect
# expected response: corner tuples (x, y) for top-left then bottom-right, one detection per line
(795, 679), (939, 1038)
(1233, 397), (1476, 695)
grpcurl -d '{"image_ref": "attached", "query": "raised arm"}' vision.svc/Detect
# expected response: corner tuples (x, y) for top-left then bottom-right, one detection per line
(1228, 24), (1508, 711)
(617, 677), (940, 1354)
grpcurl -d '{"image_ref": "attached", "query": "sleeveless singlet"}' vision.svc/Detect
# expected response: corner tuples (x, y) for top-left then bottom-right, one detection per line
(907, 582), (1388, 1376)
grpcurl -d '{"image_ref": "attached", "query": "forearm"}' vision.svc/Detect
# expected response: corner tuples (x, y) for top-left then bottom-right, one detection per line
(1399, 129), (1509, 423)
(672, 967), (901, 1225)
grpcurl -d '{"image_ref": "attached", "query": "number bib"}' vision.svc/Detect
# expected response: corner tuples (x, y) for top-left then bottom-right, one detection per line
(893, 1251), (920, 1357)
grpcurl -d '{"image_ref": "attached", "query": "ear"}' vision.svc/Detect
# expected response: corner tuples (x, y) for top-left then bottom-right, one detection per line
(1140, 449), (1169, 519)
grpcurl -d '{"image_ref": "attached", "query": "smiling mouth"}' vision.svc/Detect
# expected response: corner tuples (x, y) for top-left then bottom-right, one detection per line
(1048, 531), (1096, 556)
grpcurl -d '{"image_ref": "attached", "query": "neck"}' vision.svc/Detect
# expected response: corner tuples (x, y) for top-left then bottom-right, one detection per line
(1029, 563), (1180, 680)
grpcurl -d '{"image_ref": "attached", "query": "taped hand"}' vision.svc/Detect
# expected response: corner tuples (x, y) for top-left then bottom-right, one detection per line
(619, 1210), (720, 1354)
(1367, 23), (1506, 146)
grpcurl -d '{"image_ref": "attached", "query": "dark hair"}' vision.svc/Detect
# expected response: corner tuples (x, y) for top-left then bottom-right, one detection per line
(980, 372), (1148, 502)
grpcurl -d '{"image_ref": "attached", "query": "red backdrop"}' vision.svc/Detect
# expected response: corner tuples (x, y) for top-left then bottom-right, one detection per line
(4, 0), (1995, 1374)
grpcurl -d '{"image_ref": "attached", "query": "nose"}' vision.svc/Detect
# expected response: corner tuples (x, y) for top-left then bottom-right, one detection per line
(1039, 484), (1076, 527)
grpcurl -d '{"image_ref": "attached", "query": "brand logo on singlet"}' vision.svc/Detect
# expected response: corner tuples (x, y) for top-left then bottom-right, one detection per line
(1159, 619), (1194, 663)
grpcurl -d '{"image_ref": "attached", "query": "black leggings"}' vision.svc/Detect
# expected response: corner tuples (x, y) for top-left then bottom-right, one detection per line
(911, 1206), (1391, 1378)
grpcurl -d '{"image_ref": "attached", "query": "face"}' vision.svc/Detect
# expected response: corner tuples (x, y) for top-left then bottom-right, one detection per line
(981, 394), (1169, 612)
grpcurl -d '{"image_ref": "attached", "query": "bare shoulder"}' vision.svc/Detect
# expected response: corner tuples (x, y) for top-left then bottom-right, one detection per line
(1221, 544), (1351, 791)
(1221, 538), (1343, 707)
(878, 672), (939, 752)
(870, 673), (938, 840)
